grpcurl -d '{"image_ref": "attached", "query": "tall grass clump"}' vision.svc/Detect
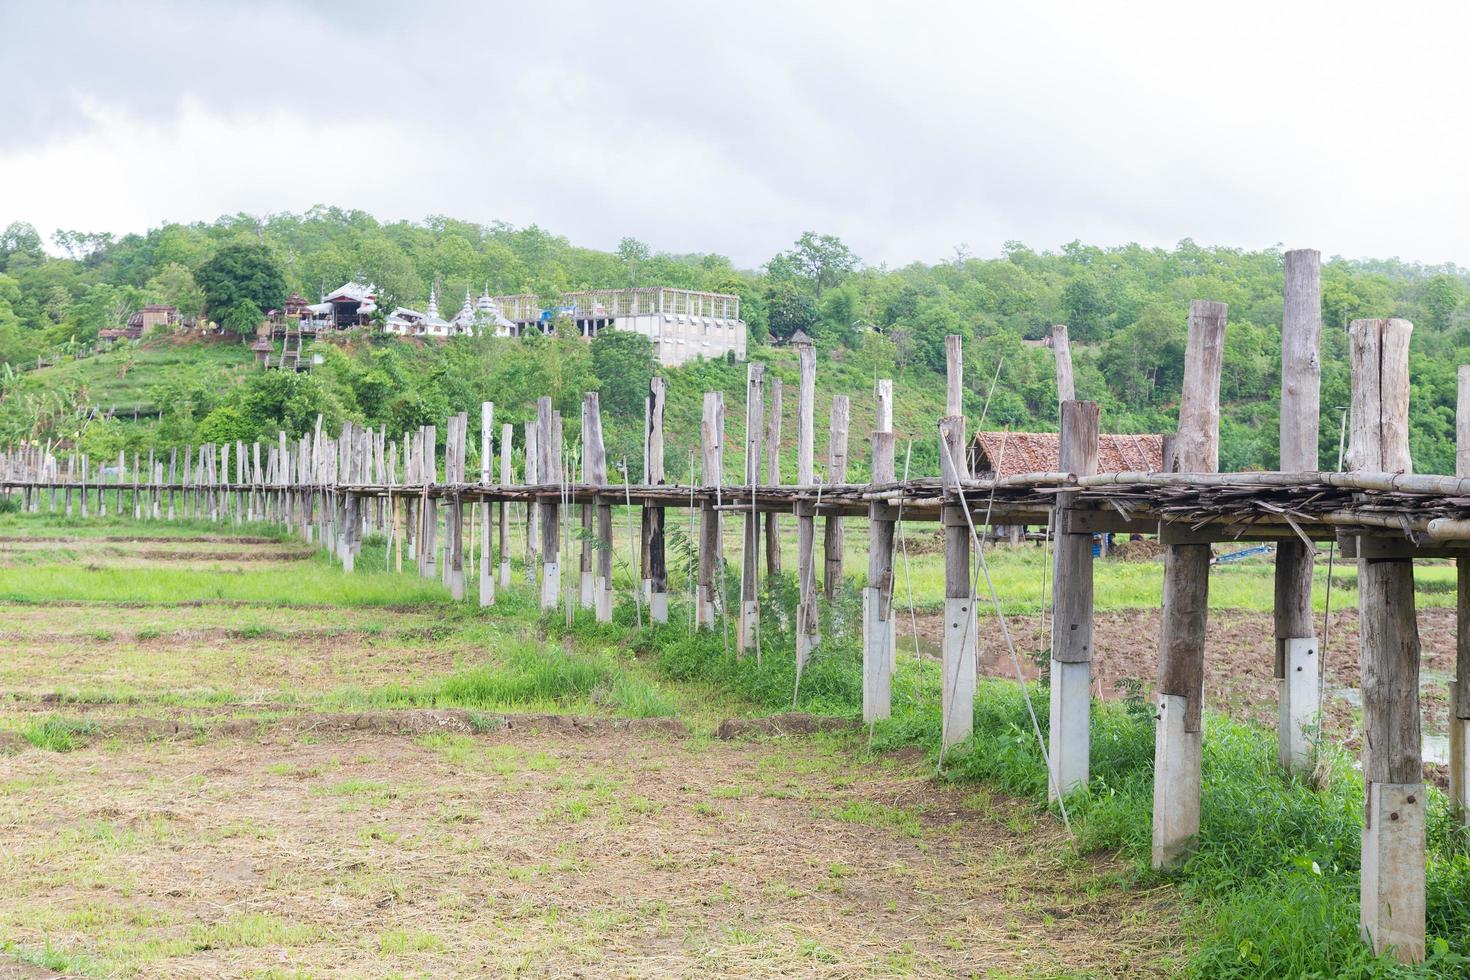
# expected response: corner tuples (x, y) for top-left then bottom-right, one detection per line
(346, 639), (674, 718)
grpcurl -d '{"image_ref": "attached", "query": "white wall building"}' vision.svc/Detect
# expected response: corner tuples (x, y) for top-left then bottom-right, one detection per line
(490, 288), (746, 367)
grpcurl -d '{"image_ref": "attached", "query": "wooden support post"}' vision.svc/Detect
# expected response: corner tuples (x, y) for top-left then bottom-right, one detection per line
(940, 334), (973, 749)
(1350, 317), (1424, 964)
(1454, 365), (1470, 825)
(697, 392), (724, 629)
(584, 393), (612, 622)
(643, 377), (668, 623)
(823, 394), (850, 597)
(422, 425), (438, 581)
(1152, 300), (1227, 870)
(764, 377), (783, 582)
(524, 421), (539, 589)
(1049, 400), (1099, 799)
(864, 379), (897, 722)
(796, 341), (819, 662)
(579, 398), (597, 611)
(449, 413), (466, 601)
(740, 364), (764, 654)
(499, 422), (513, 588)
(1052, 324), (1075, 403)
(480, 402), (495, 606)
(538, 398), (561, 610)
(1277, 248), (1322, 775)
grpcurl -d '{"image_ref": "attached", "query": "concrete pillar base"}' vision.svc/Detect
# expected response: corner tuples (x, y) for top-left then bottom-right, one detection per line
(498, 560), (511, 589)
(797, 629), (818, 667)
(479, 570), (494, 608)
(649, 591), (668, 624)
(738, 600), (759, 653)
(540, 561), (560, 610)
(1360, 781), (1426, 963)
(1152, 693), (1202, 869)
(1277, 636), (1320, 774)
(1450, 680), (1468, 821)
(449, 570), (465, 602)
(1048, 659), (1090, 800)
(941, 595), (976, 749)
(580, 571), (595, 610)
(862, 588), (893, 723)
(595, 576), (613, 623)
(696, 588), (717, 631)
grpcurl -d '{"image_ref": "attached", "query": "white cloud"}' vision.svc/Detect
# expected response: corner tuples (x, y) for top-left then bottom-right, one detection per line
(3, 0), (1470, 268)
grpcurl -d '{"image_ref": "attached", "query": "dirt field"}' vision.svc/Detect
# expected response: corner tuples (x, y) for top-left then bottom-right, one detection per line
(0, 528), (1186, 978)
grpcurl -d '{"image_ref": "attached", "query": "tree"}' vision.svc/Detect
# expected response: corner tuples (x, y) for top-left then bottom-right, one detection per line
(145, 262), (205, 318)
(617, 237), (650, 286)
(780, 232), (859, 296)
(0, 222), (44, 272)
(195, 241), (286, 325)
(590, 329), (656, 417)
(220, 301), (264, 337)
(765, 281), (818, 341)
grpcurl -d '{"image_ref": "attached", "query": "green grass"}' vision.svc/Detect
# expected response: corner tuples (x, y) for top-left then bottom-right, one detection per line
(336, 636), (676, 718)
(16, 337), (255, 413)
(0, 561), (453, 606)
(21, 717), (97, 752)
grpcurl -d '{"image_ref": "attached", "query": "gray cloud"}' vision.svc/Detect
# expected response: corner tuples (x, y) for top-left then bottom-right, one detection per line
(2, 0), (1470, 268)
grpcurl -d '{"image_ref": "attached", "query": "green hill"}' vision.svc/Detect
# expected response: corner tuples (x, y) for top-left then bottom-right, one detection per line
(4, 211), (1470, 475)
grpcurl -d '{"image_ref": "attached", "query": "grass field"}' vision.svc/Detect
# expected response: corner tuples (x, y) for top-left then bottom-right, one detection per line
(0, 506), (1466, 978)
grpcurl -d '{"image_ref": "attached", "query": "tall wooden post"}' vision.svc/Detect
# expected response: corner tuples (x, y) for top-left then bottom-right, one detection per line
(538, 398), (562, 611)
(643, 377), (668, 623)
(579, 397), (597, 611)
(524, 421), (539, 589)
(1277, 248), (1322, 774)
(421, 425), (438, 581)
(1152, 300), (1227, 869)
(1052, 324), (1075, 403)
(940, 334), (974, 749)
(864, 379), (897, 722)
(498, 422), (513, 588)
(1350, 317), (1424, 963)
(1049, 399), (1099, 799)
(823, 394), (850, 597)
(795, 339), (819, 662)
(480, 402), (495, 606)
(697, 392), (724, 629)
(764, 377), (783, 582)
(739, 364), (764, 653)
(584, 392), (613, 622)
(449, 413), (467, 601)
(1453, 365), (1470, 825)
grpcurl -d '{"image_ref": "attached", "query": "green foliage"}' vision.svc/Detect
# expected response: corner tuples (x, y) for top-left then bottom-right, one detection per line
(9, 213), (1470, 474)
(195, 241), (286, 325)
(195, 405), (254, 445)
(590, 328), (655, 418)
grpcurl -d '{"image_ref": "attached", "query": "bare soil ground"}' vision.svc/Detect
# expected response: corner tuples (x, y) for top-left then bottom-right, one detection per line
(0, 729), (1181, 978)
(0, 531), (1186, 977)
(904, 606), (1457, 759)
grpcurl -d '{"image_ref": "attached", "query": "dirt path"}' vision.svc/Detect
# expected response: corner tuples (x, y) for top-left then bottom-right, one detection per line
(0, 729), (1181, 978)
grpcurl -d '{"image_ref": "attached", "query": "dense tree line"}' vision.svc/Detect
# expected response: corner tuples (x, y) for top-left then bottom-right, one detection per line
(4, 208), (1470, 472)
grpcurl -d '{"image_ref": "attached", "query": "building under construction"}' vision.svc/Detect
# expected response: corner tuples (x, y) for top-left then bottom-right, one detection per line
(492, 287), (746, 367)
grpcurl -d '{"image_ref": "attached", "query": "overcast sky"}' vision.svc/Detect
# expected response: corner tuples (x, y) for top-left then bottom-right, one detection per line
(2, 1), (1467, 269)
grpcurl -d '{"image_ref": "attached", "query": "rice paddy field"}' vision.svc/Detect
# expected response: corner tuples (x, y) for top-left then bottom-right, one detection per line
(0, 502), (1467, 978)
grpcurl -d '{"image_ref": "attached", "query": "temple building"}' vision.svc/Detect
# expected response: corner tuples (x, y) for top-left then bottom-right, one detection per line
(384, 286), (514, 339)
(302, 282), (378, 330)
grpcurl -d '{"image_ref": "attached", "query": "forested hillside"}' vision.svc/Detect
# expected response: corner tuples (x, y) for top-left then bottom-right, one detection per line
(3, 209), (1470, 475)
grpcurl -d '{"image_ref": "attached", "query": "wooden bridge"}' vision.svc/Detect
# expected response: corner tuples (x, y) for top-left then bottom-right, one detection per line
(2, 250), (1465, 964)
